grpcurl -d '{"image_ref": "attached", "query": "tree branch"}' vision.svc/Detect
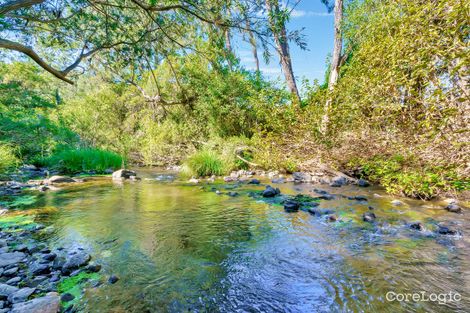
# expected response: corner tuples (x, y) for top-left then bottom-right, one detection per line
(0, 0), (44, 15)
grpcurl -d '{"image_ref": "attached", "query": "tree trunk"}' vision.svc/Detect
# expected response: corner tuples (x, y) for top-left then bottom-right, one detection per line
(328, 0), (343, 89)
(224, 27), (233, 70)
(265, 0), (300, 102)
(321, 0), (343, 134)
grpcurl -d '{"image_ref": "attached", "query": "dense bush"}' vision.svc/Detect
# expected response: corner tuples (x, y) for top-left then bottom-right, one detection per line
(0, 143), (19, 172)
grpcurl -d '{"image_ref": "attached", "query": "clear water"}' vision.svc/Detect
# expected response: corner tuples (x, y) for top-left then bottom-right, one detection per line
(30, 170), (469, 312)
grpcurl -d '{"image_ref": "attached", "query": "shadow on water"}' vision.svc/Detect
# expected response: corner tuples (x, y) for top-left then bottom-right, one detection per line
(27, 170), (469, 312)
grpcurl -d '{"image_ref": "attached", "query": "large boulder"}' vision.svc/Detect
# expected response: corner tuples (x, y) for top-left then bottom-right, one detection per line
(330, 176), (348, 187)
(46, 176), (76, 184)
(11, 292), (60, 313)
(112, 169), (137, 180)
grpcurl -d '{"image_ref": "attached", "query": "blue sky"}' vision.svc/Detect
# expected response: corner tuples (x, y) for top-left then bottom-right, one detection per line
(234, 1), (334, 85)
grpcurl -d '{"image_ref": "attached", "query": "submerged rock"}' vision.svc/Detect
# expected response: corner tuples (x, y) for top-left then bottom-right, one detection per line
(391, 200), (403, 206)
(362, 212), (376, 222)
(46, 176), (76, 184)
(262, 186), (280, 198)
(60, 293), (75, 302)
(108, 275), (119, 284)
(10, 292), (60, 313)
(307, 208), (334, 216)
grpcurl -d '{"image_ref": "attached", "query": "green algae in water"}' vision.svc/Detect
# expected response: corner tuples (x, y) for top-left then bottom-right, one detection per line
(58, 272), (101, 309)
(8, 195), (38, 207)
(0, 214), (35, 229)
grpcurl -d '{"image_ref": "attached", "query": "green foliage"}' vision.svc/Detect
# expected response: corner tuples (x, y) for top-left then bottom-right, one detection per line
(348, 155), (466, 199)
(183, 150), (227, 177)
(41, 149), (124, 174)
(0, 143), (18, 172)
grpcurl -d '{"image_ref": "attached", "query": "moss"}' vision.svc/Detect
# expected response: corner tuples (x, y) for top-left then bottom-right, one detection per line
(8, 195), (38, 208)
(58, 272), (101, 310)
(0, 214), (35, 229)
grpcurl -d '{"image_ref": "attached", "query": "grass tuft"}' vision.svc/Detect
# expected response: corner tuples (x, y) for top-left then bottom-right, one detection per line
(183, 150), (227, 177)
(41, 148), (124, 174)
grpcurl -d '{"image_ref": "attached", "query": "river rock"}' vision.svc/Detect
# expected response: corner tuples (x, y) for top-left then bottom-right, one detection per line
(248, 179), (260, 185)
(0, 283), (18, 298)
(62, 251), (91, 274)
(363, 212), (376, 222)
(61, 293), (75, 302)
(262, 186), (280, 198)
(437, 225), (459, 236)
(330, 176), (348, 187)
(42, 253), (56, 261)
(8, 287), (35, 304)
(391, 200), (403, 206)
(46, 176), (76, 184)
(108, 275), (119, 284)
(112, 169), (137, 180)
(3, 266), (18, 276)
(11, 292), (60, 313)
(445, 203), (462, 213)
(30, 263), (50, 275)
(0, 252), (26, 267)
(293, 172), (312, 183)
(284, 201), (300, 212)
(357, 179), (370, 187)
(307, 208), (334, 216)
(85, 264), (101, 273)
(409, 222), (424, 231)
(6, 277), (21, 285)
(318, 194), (334, 200)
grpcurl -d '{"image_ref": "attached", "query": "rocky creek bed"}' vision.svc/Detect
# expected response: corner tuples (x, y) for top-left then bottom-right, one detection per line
(0, 167), (468, 312)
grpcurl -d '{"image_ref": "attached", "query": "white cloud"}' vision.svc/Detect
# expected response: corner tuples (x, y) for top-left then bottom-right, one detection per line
(291, 9), (332, 18)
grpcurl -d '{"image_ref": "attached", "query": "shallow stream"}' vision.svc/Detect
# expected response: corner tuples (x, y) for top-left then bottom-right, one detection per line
(15, 170), (470, 312)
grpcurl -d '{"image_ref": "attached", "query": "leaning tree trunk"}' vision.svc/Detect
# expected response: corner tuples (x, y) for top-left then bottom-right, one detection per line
(224, 27), (233, 70)
(265, 0), (300, 103)
(321, 0), (343, 134)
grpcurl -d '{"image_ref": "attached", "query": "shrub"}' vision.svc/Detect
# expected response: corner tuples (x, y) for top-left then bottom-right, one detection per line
(0, 143), (19, 172)
(183, 150), (227, 177)
(42, 148), (124, 174)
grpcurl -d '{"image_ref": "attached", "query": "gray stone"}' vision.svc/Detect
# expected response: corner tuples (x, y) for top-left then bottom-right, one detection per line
(8, 287), (35, 304)
(3, 266), (18, 276)
(30, 263), (50, 275)
(6, 276), (21, 285)
(11, 292), (60, 313)
(0, 283), (19, 298)
(0, 252), (25, 267)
